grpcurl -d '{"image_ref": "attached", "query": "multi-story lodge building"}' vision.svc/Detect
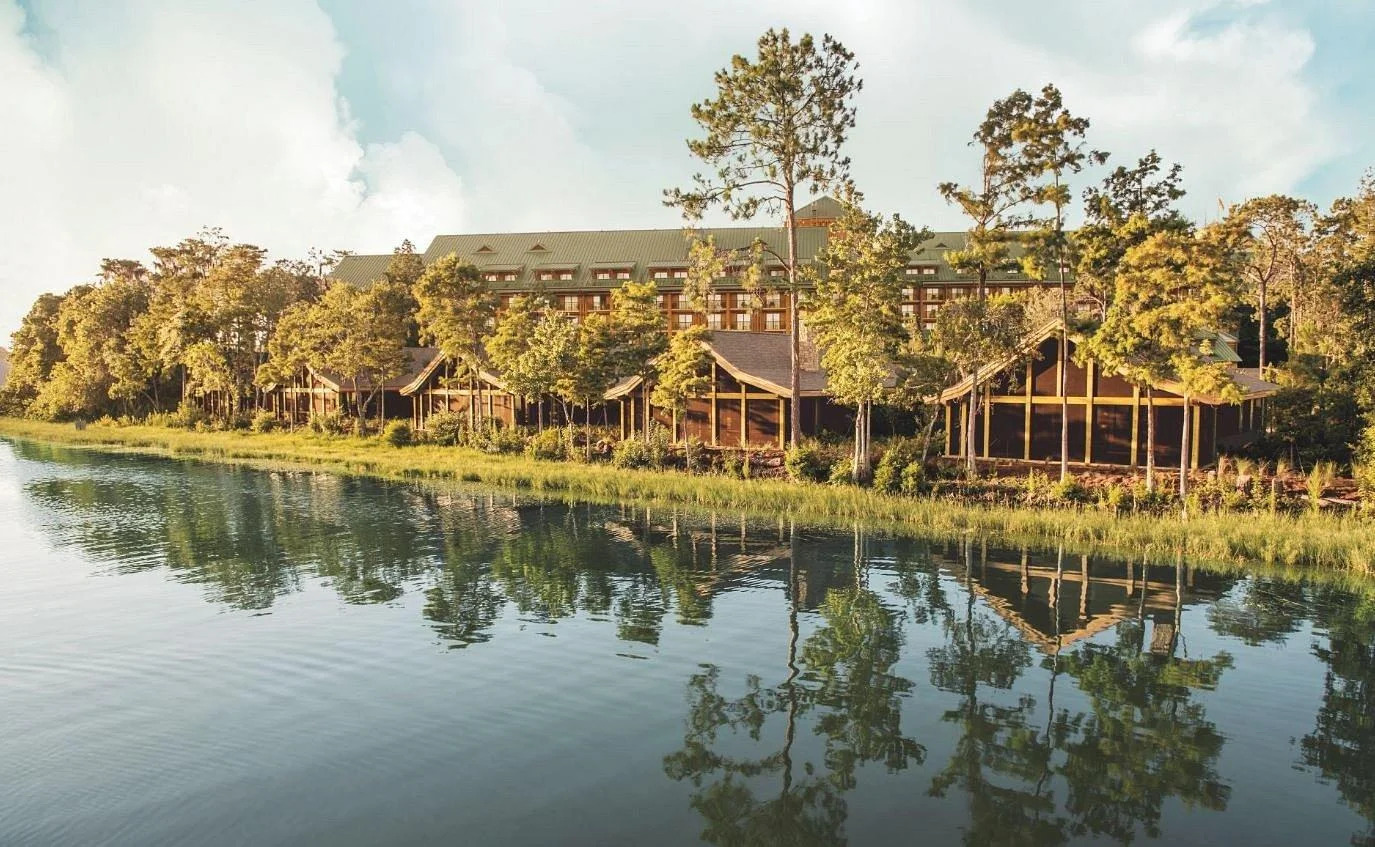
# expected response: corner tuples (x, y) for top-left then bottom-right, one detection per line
(306, 196), (1276, 466)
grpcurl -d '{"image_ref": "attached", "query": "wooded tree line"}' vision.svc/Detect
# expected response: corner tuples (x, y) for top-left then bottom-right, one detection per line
(4, 27), (1375, 489)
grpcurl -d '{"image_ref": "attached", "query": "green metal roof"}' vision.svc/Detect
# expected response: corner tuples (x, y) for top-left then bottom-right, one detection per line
(329, 254), (394, 287)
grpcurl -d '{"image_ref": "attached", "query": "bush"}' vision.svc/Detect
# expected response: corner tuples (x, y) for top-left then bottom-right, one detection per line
(784, 441), (831, 483)
(250, 410), (278, 434)
(873, 438), (923, 493)
(309, 410), (350, 436)
(612, 437), (661, 470)
(383, 420), (413, 447)
(899, 461), (925, 495)
(682, 437), (710, 474)
(477, 422), (526, 454)
(426, 411), (467, 446)
(165, 399), (207, 430)
(827, 457), (854, 486)
(526, 427), (569, 461)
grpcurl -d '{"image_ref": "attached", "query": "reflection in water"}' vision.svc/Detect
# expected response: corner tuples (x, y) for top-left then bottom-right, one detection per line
(8, 437), (1375, 845)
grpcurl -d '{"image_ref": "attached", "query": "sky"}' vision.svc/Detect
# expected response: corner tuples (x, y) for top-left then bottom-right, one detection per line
(1, 0), (1372, 339)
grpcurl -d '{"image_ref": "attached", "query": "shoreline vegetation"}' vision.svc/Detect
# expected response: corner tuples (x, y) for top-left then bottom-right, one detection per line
(5, 417), (1375, 577)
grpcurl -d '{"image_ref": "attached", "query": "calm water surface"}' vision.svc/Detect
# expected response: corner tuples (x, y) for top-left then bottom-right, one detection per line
(2, 438), (1373, 846)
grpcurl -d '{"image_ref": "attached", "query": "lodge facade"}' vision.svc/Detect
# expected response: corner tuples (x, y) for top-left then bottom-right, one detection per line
(302, 196), (1279, 467)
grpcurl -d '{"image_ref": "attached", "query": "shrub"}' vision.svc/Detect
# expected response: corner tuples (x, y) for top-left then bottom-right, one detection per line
(1307, 460), (1337, 513)
(612, 437), (660, 470)
(309, 411), (350, 436)
(526, 427), (569, 461)
(479, 423), (526, 454)
(426, 411), (467, 446)
(827, 457), (853, 486)
(682, 437), (710, 474)
(784, 441), (831, 483)
(250, 410), (278, 434)
(899, 461), (924, 495)
(873, 438), (923, 493)
(166, 399), (207, 429)
(383, 420), (413, 447)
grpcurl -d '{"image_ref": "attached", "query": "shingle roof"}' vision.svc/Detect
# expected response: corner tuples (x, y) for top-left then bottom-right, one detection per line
(329, 254), (394, 287)
(308, 347), (440, 393)
(706, 331), (831, 397)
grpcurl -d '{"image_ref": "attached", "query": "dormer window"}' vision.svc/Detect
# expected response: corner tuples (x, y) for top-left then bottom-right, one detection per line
(596, 271), (612, 280)
(672, 269), (688, 279)
(921, 266), (937, 276)
(653, 270), (668, 279)
(538, 271), (555, 281)
(558, 271), (573, 281)
(615, 270), (630, 280)
(769, 268), (785, 278)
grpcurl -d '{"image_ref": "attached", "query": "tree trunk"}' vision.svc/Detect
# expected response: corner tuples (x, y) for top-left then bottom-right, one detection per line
(1058, 243), (1070, 483)
(642, 381), (651, 443)
(585, 400), (593, 461)
(1258, 278), (1268, 374)
(1146, 386), (1156, 493)
(966, 376), (979, 478)
(786, 196), (801, 447)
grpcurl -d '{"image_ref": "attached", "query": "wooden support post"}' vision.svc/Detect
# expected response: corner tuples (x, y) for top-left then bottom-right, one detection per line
(1130, 385), (1140, 468)
(945, 402), (953, 455)
(740, 393), (748, 448)
(1023, 360), (1033, 460)
(981, 384), (991, 459)
(1084, 360), (1095, 465)
(958, 403), (968, 458)
(777, 397), (786, 448)
(709, 363), (719, 447)
(1191, 403), (1202, 469)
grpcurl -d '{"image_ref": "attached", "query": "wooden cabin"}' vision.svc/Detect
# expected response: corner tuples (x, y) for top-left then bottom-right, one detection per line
(609, 331), (854, 448)
(268, 347), (439, 425)
(938, 321), (1280, 469)
(400, 355), (522, 430)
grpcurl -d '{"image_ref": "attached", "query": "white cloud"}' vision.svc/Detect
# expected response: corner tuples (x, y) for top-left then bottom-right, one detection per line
(0, 0), (465, 337)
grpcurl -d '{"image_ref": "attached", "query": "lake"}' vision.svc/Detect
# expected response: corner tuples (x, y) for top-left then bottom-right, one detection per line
(2, 437), (1372, 846)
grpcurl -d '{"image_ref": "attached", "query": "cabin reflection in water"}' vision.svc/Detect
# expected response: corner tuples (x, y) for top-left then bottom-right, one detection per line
(939, 539), (1226, 658)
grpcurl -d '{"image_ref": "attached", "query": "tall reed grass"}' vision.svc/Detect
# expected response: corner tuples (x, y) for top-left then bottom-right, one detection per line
(4, 417), (1375, 574)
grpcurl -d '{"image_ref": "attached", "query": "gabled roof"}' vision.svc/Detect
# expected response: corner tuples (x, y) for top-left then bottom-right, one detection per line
(397, 352), (509, 396)
(705, 330), (831, 398)
(307, 347), (440, 393)
(936, 319), (1280, 405)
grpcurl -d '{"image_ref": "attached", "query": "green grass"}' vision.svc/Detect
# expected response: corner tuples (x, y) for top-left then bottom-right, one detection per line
(4, 416), (1375, 575)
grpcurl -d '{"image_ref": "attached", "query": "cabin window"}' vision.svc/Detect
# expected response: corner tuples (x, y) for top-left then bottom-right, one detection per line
(769, 268), (785, 277)
(595, 271), (612, 280)
(482, 273), (500, 282)
(924, 303), (939, 316)
(676, 312), (694, 329)
(653, 270), (668, 279)
(707, 312), (723, 329)
(921, 266), (937, 275)
(925, 287), (941, 299)
(589, 294), (606, 310)
(901, 303), (916, 319)
(764, 291), (782, 308)
(558, 271), (573, 281)
(562, 295), (579, 312)
(708, 293), (724, 309)
(734, 312), (751, 331)
(905, 267), (920, 276)
(615, 270), (631, 279)
(901, 287), (914, 300)
(765, 311), (782, 331)
(538, 271), (555, 281)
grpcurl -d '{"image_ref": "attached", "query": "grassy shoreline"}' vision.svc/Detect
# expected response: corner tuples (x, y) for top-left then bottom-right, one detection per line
(4, 416), (1375, 575)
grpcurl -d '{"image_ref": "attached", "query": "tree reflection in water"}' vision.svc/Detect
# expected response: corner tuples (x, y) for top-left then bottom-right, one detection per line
(14, 439), (1375, 843)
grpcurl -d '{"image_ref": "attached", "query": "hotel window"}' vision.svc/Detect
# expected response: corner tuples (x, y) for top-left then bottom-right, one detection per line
(656, 294), (666, 307)
(769, 268), (785, 277)
(676, 312), (694, 329)
(707, 312), (723, 329)
(562, 295), (579, 312)
(672, 269), (688, 279)
(558, 271), (573, 281)
(1000, 286), (1013, 296)
(503, 273), (517, 282)
(901, 303), (916, 319)
(924, 303), (939, 317)
(482, 273), (499, 282)
(734, 312), (751, 331)
(567, 314), (581, 325)
(653, 270), (668, 279)
(765, 311), (782, 331)
(923, 321), (935, 331)
(925, 287), (941, 299)
(589, 294), (605, 311)
(921, 266), (937, 276)
(595, 271), (612, 280)
(707, 293), (724, 310)
(615, 270), (631, 279)
(901, 287), (914, 300)
(764, 291), (782, 308)
(538, 271), (555, 281)
(905, 266), (920, 276)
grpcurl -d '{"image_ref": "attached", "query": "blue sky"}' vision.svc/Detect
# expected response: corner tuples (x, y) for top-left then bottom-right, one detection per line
(2, 0), (1372, 337)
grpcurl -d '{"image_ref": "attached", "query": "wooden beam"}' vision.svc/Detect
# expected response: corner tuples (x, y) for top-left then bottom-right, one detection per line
(945, 402), (953, 456)
(710, 362), (719, 447)
(981, 384), (991, 459)
(740, 392), (748, 448)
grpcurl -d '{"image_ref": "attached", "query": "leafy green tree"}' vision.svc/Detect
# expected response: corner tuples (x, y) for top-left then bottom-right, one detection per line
(1, 292), (69, 414)
(556, 313), (618, 458)
(608, 280), (669, 440)
(313, 280), (412, 429)
(1015, 84), (1106, 481)
(804, 194), (927, 481)
(1224, 195), (1316, 372)
(1074, 151), (1190, 321)
(928, 295), (1028, 475)
(667, 27), (862, 446)
(486, 293), (555, 428)
(413, 253), (497, 427)
(651, 325), (713, 444)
